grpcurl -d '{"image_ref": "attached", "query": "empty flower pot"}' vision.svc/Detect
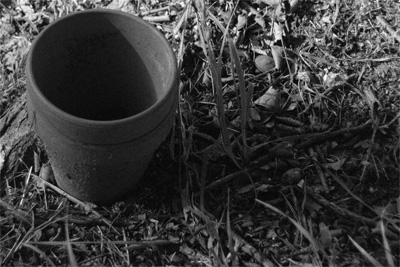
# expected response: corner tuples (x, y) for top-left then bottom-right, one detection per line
(26, 9), (178, 205)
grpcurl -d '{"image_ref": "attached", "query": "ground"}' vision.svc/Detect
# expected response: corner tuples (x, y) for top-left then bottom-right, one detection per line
(0, 0), (399, 266)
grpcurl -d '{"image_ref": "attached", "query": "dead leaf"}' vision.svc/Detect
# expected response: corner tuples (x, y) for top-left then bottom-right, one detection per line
(323, 72), (347, 87)
(281, 168), (302, 184)
(304, 197), (322, 214)
(319, 222), (333, 249)
(363, 87), (381, 111)
(270, 45), (284, 70)
(107, 0), (128, 9)
(321, 14), (332, 24)
(107, 0), (135, 13)
(0, 21), (15, 37)
(37, 163), (56, 190)
(323, 159), (345, 171)
(255, 55), (275, 72)
(269, 143), (293, 158)
(249, 108), (261, 121)
(371, 223), (399, 240)
(373, 202), (399, 220)
(236, 12), (248, 30)
(254, 87), (279, 110)
(0, 146), (5, 173)
(267, 228), (277, 239)
(254, 15), (266, 29)
(260, 0), (280, 5)
(272, 22), (283, 42)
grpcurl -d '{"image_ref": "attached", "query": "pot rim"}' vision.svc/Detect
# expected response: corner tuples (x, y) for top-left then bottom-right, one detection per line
(26, 8), (178, 126)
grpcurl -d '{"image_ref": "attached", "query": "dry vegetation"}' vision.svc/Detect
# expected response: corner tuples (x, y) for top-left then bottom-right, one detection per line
(1, 0), (400, 266)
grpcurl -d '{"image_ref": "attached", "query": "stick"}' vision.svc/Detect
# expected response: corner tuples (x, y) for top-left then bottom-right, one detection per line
(143, 14), (170, 22)
(37, 176), (119, 234)
(303, 187), (376, 227)
(377, 16), (400, 43)
(295, 121), (373, 150)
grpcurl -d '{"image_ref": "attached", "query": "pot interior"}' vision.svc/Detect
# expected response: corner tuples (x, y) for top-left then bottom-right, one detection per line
(30, 11), (171, 121)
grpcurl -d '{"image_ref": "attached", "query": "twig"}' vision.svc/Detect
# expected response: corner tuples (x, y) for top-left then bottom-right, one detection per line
(19, 167), (33, 207)
(65, 206), (78, 267)
(25, 240), (178, 247)
(123, 240), (178, 251)
(140, 6), (169, 16)
(205, 169), (248, 190)
(143, 14), (170, 22)
(332, 0), (340, 24)
(0, 199), (31, 227)
(360, 111), (379, 183)
(22, 243), (56, 267)
(230, 229), (276, 267)
(377, 16), (400, 43)
(302, 187), (377, 227)
(379, 111), (400, 130)
(2, 201), (68, 265)
(341, 56), (400, 62)
(37, 176), (119, 234)
(308, 148), (329, 193)
(295, 120), (373, 150)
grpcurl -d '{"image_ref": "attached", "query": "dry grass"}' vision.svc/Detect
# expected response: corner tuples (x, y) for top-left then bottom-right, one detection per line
(1, 0), (400, 266)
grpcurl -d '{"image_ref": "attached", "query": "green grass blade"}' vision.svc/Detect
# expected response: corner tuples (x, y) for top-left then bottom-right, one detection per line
(228, 38), (248, 162)
(256, 199), (327, 262)
(380, 220), (395, 267)
(348, 235), (384, 267)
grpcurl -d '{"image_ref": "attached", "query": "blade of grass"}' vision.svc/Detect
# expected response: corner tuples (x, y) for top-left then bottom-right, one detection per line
(196, 11), (240, 168)
(256, 199), (327, 261)
(22, 243), (56, 267)
(226, 188), (238, 266)
(200, 153), (208, 212)
(19, 166), (33, 207)
(65, 208), (78, 267)
(0, 199), (31, 227)
(379, 220), (395, 267)
(122, 228), (130, 265)
(26, 240), (178, 246)
(208, 2), (247, 168)
(2, 200), (67, 265)
(228, 38), (250, 163)
(348, 235), (384, 267)
(323, 167), (379, 215)
(36, 174), (119, 234)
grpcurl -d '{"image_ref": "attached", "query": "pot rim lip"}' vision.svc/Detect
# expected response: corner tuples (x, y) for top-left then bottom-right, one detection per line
(26, 8), (178, 126)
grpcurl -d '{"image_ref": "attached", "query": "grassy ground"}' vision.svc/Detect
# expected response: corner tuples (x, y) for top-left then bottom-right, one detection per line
(1, 0), (400, 266)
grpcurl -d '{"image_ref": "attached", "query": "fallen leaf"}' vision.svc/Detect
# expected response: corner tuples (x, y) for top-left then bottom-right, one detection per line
(0, 146), (5, 173)
(319, 222), (333, 248)
(255, 55), (275, 72)
(323, 72), (347, 87)
(272, 22), (283, 42)
(321, 14), (332, 24)
(363, 87), (381, 111)
(254, 86), (279, 110)
(281, 168), (302, 184)
(107, 0), (135, 13)
(323, 159), (345, 171)
(254, 15), (266, 29)
(270, 45), (284, 70)
(236, 12), (248, 30)
(260, 0), (280, 5)
(249, 107), (261, 121)
(269, 143), (293, 158)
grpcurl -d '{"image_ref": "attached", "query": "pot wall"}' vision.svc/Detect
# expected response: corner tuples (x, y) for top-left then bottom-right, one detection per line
(26, 9), (178, 204)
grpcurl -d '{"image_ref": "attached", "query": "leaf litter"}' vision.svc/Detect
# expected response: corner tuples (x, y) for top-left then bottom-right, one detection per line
(1, 0), (400, 266)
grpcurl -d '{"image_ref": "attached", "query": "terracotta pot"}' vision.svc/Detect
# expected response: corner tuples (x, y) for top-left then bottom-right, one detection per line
(26, 9), (178, 205)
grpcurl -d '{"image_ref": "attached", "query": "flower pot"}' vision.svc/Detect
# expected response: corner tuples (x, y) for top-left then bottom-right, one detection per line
(26, 9), (178, 205)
